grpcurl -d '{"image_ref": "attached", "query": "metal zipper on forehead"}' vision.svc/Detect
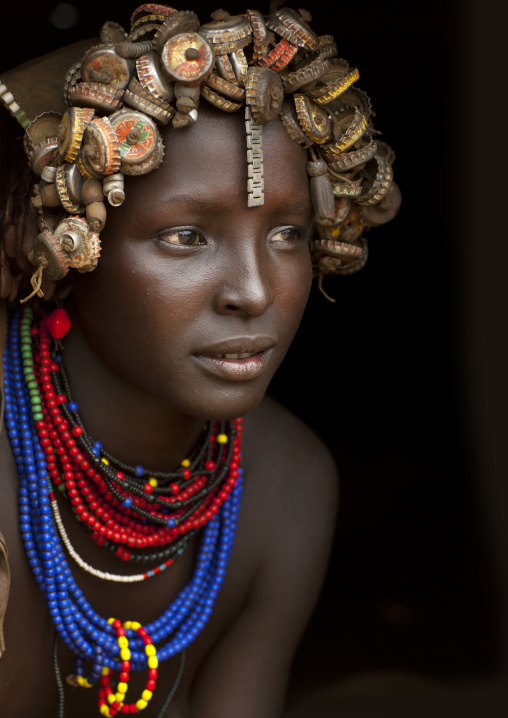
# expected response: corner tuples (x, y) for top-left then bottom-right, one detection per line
(245, 105), (264, 207)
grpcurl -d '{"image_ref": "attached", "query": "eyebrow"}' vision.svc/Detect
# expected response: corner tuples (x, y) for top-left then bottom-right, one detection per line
(280, 198), (313, 215)
(161, 194), (312, 215)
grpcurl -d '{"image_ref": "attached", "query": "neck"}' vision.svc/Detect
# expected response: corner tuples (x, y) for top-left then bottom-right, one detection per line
(62, 306), (205, 473)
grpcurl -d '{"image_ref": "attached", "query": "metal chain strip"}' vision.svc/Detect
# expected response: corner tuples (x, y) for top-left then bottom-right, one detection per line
(245, 105), (264, 206)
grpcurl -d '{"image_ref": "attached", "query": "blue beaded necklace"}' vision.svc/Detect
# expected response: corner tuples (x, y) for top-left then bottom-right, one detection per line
(4, 305), (243, 714)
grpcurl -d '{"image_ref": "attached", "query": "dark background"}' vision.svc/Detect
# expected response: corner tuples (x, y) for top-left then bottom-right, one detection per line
(3, 0), (506, 713)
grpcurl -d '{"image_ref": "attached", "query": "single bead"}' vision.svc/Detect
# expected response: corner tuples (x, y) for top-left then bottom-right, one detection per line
(85, 200), (107, 232)
(81, 178), (104, 205)
(46, 308), (72, 340)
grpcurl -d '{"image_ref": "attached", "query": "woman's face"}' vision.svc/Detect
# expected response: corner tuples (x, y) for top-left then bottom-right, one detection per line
(70, 104), (314, 420)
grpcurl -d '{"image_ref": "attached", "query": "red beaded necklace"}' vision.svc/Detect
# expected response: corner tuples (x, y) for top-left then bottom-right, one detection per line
(33, 307), (242, 575)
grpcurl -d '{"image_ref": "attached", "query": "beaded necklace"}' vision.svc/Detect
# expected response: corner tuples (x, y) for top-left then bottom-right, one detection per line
(4, 304), (244, 716)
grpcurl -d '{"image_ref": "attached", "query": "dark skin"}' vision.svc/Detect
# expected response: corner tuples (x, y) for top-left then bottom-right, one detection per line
(0, 104), (338, 717)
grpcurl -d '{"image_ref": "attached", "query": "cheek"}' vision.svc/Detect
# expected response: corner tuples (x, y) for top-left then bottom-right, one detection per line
(274, 251), (313, 337)
(69, 238), (201, 376)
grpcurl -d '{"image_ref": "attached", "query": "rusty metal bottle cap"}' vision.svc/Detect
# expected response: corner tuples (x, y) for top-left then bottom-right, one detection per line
(81, 44), (133, 90)
(63, 61), (82, 105)
(82, 117), (122, 176)
(256, 38), (299, 72)
(266, 8), (319, 51)
(136, 52), (174, 101)
(325, 107), (368, 154)
(130, 4), (177, 25)
(324, 140), (377, 171)
(294, 93), (331, 144)
(30, 138), (59, 177)
(118, 133), (164, 175)
(76, 152), (101, 180)
(198, 12), (251, 54)
(200, 84), (242, 112)
(281, 55), (332, 93)
(55, 215), (100, 270)
(245, 66), (283, 124)
(205, 71), (245, 100)
(69, 82), (123, 113)
(100, 20), (129, 45)
(332, 178), (362, 198)
(334, 86), (373, 119)
(55, 163), (84, 212)
(33, 229), (71, 280)
(123, 76), (175, 124)
(152, 10), (200, 51)
(357, 155), (393, 205)
(77, 232), (102, 272)
(359, 182), (401, 226)
(129, 23), (161, 42)
(246, 9), (270, 62)
(279, 98), (313, 147)
(308, 58), (349, 86)
(246, 9), (269, 44)
(57, 107), (94, 163)
(25, 112), (62, 155)
(229, 49), (248, 87)
(109, 108), (160, 168)
(161, 32), (215, 85)
(214, 54), (237, 84)
(318, 35), (338, 62)
(309, 67), (360, 105)
(131, 11), (170, 31)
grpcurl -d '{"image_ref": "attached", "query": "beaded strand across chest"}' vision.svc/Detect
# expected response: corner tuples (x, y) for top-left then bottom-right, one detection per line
(3, 304), (244, 716)
(39, 308), (242, 572)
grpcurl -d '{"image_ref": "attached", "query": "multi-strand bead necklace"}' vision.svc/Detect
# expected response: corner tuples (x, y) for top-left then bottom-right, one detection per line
(4, 303), (244, 716)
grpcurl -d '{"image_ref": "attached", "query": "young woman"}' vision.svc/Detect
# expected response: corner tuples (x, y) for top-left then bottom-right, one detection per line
(0, 5), (398, 716)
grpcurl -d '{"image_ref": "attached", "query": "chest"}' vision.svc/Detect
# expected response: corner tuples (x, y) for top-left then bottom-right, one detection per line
(0, 430), (254, 718)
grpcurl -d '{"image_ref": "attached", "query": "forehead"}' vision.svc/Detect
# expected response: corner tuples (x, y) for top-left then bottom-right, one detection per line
(123, 103), (311, 215)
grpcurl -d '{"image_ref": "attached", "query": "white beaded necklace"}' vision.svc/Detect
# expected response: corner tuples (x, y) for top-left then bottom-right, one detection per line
(51, 498), (174, 583)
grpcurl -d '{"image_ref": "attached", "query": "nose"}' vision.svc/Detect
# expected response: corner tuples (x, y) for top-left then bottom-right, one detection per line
(213, 241), (274, 318)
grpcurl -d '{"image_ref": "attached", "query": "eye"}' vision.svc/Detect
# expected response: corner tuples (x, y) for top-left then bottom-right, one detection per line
(270, 227), (300, 243)
(159, 229), (205, 246)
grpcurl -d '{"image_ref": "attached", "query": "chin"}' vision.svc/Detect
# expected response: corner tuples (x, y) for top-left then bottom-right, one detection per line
(167, 375), (273, 421)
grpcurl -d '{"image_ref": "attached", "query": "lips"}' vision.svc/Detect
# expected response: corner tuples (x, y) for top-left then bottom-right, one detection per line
(219, 353), (257, 359)
(193, 337), (276, 381)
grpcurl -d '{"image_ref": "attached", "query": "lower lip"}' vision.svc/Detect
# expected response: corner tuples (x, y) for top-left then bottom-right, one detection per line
(193, 352), (269, 381)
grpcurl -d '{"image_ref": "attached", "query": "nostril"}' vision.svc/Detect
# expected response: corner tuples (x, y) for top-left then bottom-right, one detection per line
(225, 304), (239, 311)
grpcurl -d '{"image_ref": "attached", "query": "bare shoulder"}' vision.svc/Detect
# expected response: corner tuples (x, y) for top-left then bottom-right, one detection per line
(239, 393), (339, 599)
(186, 397), (338, 717)
(242, 393), (339, 526)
